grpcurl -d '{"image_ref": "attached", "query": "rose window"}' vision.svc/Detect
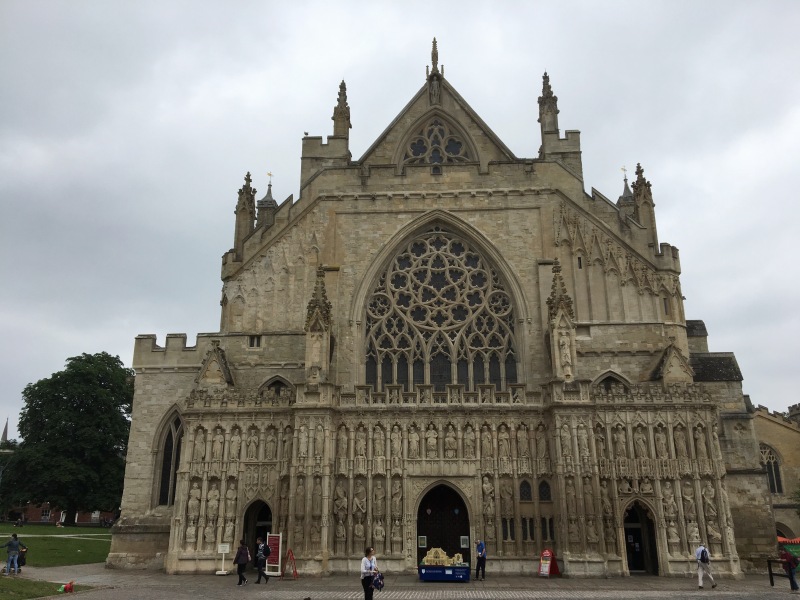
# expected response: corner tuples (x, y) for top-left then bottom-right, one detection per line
(402, 118), (470, 166)
(365, 228), (517, 391)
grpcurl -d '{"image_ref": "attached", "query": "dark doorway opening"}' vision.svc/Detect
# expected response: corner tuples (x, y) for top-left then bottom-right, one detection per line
(623, 501), (658, 575)
(243, 500), (272, 551)
(416, 484), (470, 566)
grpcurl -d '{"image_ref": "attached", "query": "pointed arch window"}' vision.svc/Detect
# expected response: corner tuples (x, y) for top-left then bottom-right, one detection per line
(158, 415), (184, 506)
(365, 228), (517, 392)
(402, 118), (471, 167)
(760, 443), (783, 494)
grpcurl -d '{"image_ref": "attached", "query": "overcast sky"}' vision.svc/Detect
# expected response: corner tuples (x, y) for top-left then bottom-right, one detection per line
(1, 1), (798, 439)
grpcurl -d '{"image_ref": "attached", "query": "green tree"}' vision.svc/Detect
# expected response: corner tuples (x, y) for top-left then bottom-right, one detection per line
(2, 352), (133, 525)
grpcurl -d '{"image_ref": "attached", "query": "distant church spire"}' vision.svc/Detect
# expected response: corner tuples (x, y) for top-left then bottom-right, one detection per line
(631, 163), (660, 250)
(233, 172), (256, 259)
(1, 418), (7, 443)
(256, 174), (278, 230)
(431, 37), (439, 74)
(332, 80), (351, 138)
(546, 259), (575, 322)
(538, 71), (559, 134)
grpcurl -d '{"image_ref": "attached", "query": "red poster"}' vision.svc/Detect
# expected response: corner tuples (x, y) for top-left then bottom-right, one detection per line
(266, 533), (282, 574)
(539, 549), (553, 577)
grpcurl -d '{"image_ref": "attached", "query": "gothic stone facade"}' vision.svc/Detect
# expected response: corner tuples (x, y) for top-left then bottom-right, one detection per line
(108, 43), (775, 576)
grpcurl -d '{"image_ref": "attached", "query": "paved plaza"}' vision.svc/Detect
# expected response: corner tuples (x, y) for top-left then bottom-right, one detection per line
(16, 563), (798, 599)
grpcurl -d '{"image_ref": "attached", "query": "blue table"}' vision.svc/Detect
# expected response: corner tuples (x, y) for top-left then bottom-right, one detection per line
(418, 566), (470, 582)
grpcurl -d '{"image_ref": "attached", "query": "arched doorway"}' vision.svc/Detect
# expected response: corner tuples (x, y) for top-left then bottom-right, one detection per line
(623, 501), (658, 575)
(243, 500), (272, 548)
(417, 484), (470, 566)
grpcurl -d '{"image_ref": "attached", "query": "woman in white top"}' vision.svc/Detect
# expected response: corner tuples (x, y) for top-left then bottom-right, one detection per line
(360, 546), (379, 600)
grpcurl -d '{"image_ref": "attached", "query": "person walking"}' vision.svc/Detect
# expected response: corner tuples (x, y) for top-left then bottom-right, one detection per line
(360, 546), (379, 600)
(1, 533), (26, 576)
(255, 536), (269, 584)
(232, 539), (250, 586)
(779, 545), (799, 593)
(475, 539), (486, 581)
(694, 542), (716, 589)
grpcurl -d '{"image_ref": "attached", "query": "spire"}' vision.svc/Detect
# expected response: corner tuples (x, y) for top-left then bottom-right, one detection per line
(631, 163), (653, 205)
(305, 265), (333, 331)
(1, 418), (7, 443)
(538, 71), (559, 133)
(256, 174), (278, 230)
(332, 80), (351, 138)
(618, 166), (634, 203)
(427, 37), (442, 105)
(546, 259), (575, 322)
(233, 171), (256, 258)
(630, 162), (659, 249)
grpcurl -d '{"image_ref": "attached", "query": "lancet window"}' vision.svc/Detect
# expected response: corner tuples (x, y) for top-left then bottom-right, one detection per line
(760, 443), (783, 494)
(157, 414), (184, 506)
(365, 228), (518, 392)
(402, 118), (470, 167)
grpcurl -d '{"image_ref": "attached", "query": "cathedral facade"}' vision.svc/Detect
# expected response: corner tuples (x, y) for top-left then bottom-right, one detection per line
(108, 42), (775, 577)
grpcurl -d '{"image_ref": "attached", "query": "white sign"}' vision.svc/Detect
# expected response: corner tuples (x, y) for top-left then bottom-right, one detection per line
(217, 543), (230, 554)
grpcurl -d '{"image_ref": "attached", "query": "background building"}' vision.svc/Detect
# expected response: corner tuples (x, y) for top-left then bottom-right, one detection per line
(109, 42), (775, 576)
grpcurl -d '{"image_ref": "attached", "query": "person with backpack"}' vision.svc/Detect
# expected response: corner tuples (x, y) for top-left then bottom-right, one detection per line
(779, 544), (799, 592)
(360, 546), (379, 600)
(2, 533), (27, 576)
(254, 536), (270, 584)
(694, 543), (717, 589)
(233, 539), (250, 586)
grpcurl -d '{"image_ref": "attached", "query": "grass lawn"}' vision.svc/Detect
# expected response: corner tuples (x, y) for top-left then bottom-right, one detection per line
(0, 577), (91, 599)
(0, 524), (111, 567)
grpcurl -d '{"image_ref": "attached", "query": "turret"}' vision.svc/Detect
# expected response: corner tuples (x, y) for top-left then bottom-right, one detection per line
(256, 179), (278, 230)
(300, 82), (352, 190)
(232, 172), (256, 261)
(537, 72), (583, 179)
(631, 163), (659, 250)
(616, 171), (636, 222)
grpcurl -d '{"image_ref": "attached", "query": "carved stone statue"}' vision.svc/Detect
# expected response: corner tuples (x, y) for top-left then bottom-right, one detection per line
(247, 429), (259, 460)
(357, 427), (372, 459)
(295, 478), (306, 516)
(204, 523), (216, 544)
(314, 424), (325, 458)
(558, 330), (573, 378)
(223, 519), (234, 542)
(618, 479), (633, 494)
(583, 477), (594, 513)
(294, 519), (304, 544)
(482, 476), (495, 515)
(464, 424), (476, 459)
(498, 425), (511, 458)
(595, 426), (606, 458)
(663, 481), (678, 517)
(212, 428), (224, 461)
(500, 481), (513, 515)
(682, 480), (696, 519)
(391, 425), (402, 469)
(444, 425), (457, 459)
(667, 520), (680, 543)
(282, 428), (293, 461)
(633, 426), (648, 459)
(374, 519), (385, 542)
(373, 480), (386, 517)
(711, 424), (723, 459)
(654, 426), (668, 459)
(707, 519), (722, 542)
(481, 425), (493, 458)
(702, 480), (717, 518)
(297, 425), (308, 458)
(640, 478), (653, 494)
(695, 427), (708, 460)
(225, 484), (237, 518)
(280, 480), (289, 516)
(312, 478), (322, 517)
(187, 481), (201, 517)
(600, 480), (613, 516)
(266, 429), (277, 460)
(517, 425), (530, 458)
(560, 423), (572, 457)
(613, 425), (627, 458)
(206, 483), (220, 517)
(686, 520), (700, 543)
(193, 429), (206, 461)
(535, 424), (549, 460)
(566, 478), (577, 513)
(229, 429), (241, 462)
(425, 424), (438, 459)
(337, 427), (348, 458)
(336, 518), (346, 541)
(408, 426), (420, 459)
(391, 479), (402, 514)
(577, 425), (589, 458)
(353, 480), (367, 514)
(374, 427), (385, 457)
(674, 426), (688, 459)
(334, 480), (348, 520)
(185, 521), (197, 544)
(587, 517), (599, 543)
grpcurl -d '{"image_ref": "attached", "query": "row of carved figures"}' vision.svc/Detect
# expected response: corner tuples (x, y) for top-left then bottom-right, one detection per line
(188, 419), (721, 467)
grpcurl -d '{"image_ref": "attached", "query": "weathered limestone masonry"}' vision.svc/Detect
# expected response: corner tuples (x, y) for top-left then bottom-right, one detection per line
(108, 41), (775, 576)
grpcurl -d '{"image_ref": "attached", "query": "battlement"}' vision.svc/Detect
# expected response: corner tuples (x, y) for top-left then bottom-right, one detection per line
(132, 333), (210, 368)
(754, 404), (800, 430)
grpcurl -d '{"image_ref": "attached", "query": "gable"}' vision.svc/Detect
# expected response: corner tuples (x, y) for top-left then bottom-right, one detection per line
(358, 79), (516, 171)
